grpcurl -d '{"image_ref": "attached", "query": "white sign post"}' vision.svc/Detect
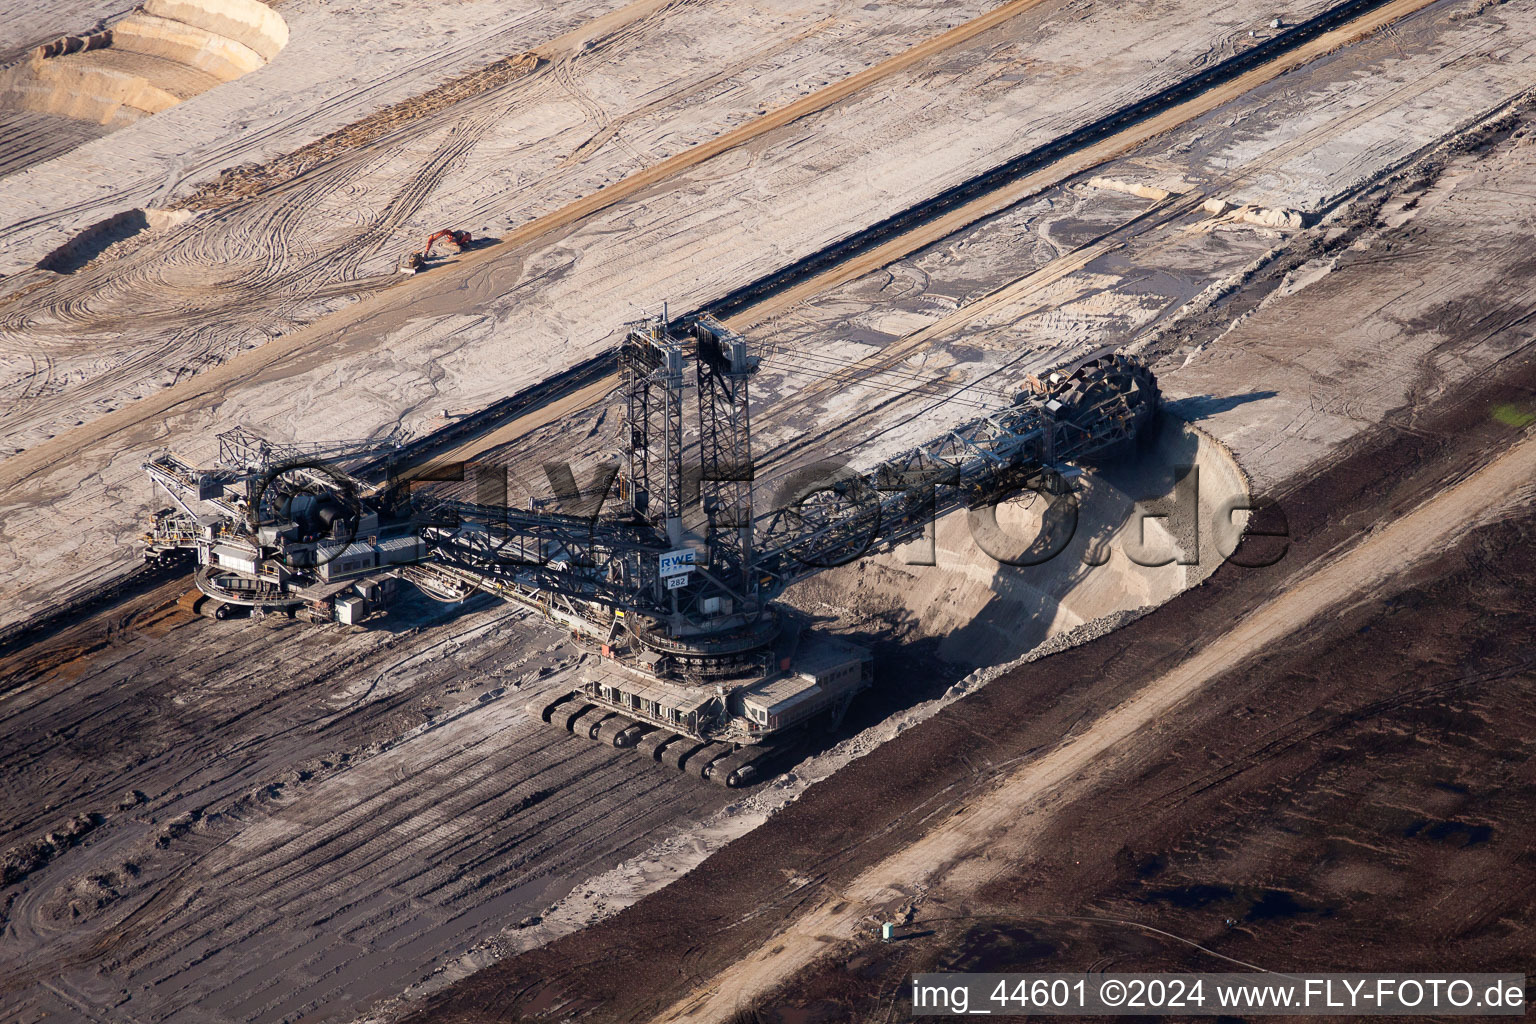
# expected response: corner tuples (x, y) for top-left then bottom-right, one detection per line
(665, 573), (689, 591)
(659, 548), (695, 578)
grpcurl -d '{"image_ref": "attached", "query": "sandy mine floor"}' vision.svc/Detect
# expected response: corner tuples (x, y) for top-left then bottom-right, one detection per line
(4, 0), (1533, 629)
(2, 0), (1534, 1021)
(0, 0), (1361, 623)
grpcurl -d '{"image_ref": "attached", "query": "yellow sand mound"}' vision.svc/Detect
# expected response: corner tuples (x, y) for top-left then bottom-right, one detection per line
(0, 0), (287, 127)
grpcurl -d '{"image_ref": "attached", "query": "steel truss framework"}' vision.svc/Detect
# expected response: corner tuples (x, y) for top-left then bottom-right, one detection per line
(693, 315), (757, 599)
(143, 317), (1156, 660)
(753, 351), (1156, 589)
(621, 315), (685, 537)
(419, 338), (1155, 638)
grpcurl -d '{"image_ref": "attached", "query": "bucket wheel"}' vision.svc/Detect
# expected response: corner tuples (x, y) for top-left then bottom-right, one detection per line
(1046, 352), (1159, 458)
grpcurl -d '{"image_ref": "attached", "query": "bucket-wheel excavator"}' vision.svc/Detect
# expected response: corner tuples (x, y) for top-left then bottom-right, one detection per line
(142, 311), (1157, 785)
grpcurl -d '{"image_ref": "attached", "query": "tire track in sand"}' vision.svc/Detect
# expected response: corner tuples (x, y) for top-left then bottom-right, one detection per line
(391, 0), (1455, 473)
(0, 0), (1065, 491)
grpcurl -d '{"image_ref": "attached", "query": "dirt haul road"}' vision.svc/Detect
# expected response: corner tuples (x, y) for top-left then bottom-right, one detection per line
(3, 8), (1534, 1024)
(649, 386), (1536, 1022)
(12, 0), (1511, 631)
(177, 0), (1453, 482)
(0, 0), (1434, 473)
(0, 0), (1038, 451)
(655, 425), (1536, 1021)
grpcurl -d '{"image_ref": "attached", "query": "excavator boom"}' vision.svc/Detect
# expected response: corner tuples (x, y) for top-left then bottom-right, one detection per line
(404, 228), (473, 272)
(421, 228), (471, 256)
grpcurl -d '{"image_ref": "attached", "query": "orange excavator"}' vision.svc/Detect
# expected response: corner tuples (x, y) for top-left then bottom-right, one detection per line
(403, 228), (473, 272)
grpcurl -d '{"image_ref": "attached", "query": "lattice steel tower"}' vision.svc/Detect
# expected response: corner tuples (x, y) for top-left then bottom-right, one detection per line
(620, 311), (760, 622)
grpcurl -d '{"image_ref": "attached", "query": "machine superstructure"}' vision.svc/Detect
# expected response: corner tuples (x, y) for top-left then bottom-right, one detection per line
(143, 312), (1157, 784)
